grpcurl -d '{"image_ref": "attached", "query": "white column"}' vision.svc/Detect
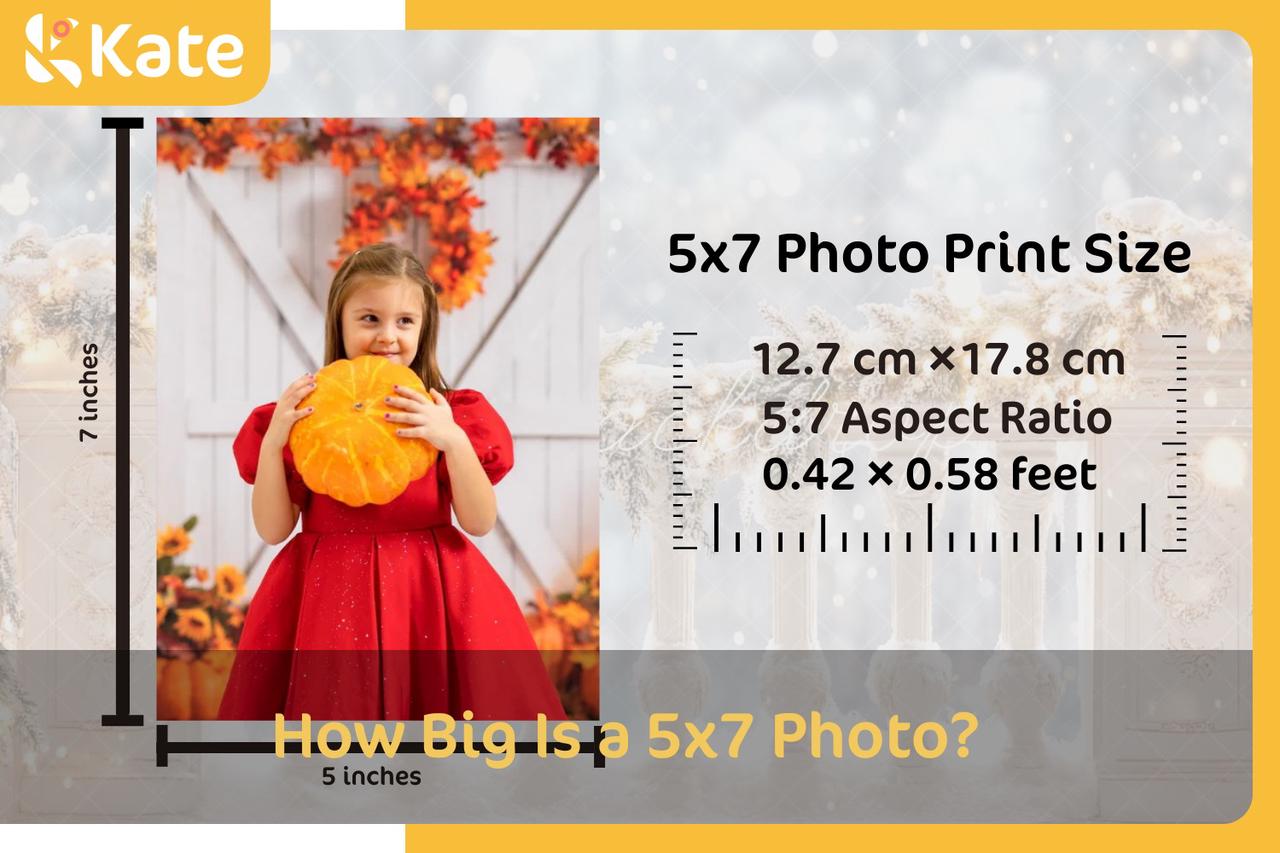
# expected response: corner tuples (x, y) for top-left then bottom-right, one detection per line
(878, 448), (941, 650)
(768, 549), (819, 650)
(765, 488), (820, 651)
(994, 442), (1056, 650)
(643, 521), (697, 650)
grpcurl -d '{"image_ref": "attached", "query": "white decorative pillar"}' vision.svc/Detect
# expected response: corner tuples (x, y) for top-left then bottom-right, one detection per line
(993, 442), (1056, 650)
(763, 488), (820, 652)
(634, 517), (709, 815)
(980, 441), (1065, 770)
(643, 521), (698, 650)
(756, 486), (830, 731)
(867, 448), (951, 766)
(878, 446), (942, 651)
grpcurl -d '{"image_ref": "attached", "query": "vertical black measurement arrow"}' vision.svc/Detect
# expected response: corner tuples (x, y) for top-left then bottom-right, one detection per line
(101, 117), (146, 728)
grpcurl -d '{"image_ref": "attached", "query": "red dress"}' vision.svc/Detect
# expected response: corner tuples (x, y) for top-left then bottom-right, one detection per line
(216, 389), (565, 721)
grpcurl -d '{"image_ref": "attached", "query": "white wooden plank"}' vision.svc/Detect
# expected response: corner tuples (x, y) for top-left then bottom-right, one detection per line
(472, 527), (524, 602)
(311, 165), (347, 304)
(179, 176), (220, 572)
(244, 172), (282, 404)
(277, 330), (309, 395)
(465, 170), (597, 397)
(188, 169), (324, 367)
(278, 165), (314, 293)
(546, 227), (581, 404)
(155, 169), (187, 517)
(212, 435), (247, 573)
(548, 441), (581, 567)
(466, 169), (521, 389)
(513, 169), (554, 406)
(509, 565), (542, 617)
(211, 206), (248, 403)
(182, 438), (214, 569)
(578, 183), (601, 402)
(501, 435), (576, 591)
(495, 478), (571, 593)
(578, 441), (600, 562)
(183, 175), (214, 413)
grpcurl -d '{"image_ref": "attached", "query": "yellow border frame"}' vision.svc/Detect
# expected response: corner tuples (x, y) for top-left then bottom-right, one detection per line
(406, 4), (1267, 842)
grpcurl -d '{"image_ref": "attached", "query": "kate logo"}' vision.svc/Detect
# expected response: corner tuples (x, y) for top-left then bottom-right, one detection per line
(24, 13), (82, 87)
(4, 2), (268, 105)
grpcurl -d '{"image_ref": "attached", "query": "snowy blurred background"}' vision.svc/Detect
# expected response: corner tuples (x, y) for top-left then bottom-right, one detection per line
(0, 30), (1252, 654)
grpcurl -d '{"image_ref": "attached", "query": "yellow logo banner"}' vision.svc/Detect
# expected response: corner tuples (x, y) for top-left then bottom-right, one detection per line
(0, 1), (268, 105)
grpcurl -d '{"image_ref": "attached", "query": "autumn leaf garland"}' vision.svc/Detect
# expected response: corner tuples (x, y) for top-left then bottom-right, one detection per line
(156, 117), (599, 312)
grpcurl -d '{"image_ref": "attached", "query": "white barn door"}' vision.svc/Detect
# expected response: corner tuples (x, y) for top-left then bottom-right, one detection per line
(156, 160), (598, 607)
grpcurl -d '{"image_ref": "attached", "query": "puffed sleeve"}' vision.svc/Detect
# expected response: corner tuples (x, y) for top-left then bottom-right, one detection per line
(232, 403), (310, 508)
(444, 389), (514, 485)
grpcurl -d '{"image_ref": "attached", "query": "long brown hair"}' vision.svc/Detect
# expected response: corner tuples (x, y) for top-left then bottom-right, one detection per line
(323, 242), (449, 391)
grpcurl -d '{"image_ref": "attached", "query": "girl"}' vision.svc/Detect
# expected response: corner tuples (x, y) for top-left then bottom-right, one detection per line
(217, 243), (565, 721)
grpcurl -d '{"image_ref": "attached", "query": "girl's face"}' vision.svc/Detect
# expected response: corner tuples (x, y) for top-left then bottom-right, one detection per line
(340, 276), (425, 368)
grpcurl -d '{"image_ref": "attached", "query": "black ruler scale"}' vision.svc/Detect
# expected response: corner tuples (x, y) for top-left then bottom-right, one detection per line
(672, 331), (698, 551)
(711, 499), (1151, 555)
(1162, 333), (1189, 553)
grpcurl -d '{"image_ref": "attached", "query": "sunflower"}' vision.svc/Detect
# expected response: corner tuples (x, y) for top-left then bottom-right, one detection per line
(552, 600), (592, 631)
(215, 564), (246, 602)
(156, 593), (168, 626)
(156, 525), (191, 558)
(174, 608), (213, 643)
(209, 621), (234, 651)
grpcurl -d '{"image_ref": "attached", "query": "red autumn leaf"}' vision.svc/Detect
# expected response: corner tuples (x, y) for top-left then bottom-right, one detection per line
(321, 118), (353, 137)
(470, 143), (502, 175)
(571, 138), (599, 166)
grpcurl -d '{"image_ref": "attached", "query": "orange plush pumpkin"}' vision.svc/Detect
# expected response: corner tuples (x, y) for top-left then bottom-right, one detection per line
(288, 355), (439, 506)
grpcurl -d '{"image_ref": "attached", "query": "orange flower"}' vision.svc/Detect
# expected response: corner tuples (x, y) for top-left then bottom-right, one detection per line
(227, 609), (244, 629)
(156, 593), (168, 626)
(553, 600), (592, 631)
(193, 566), (209, 584)
(156, 526), (190, 558)
(215, 564), (246, 602)
(174, 608), (213, 643)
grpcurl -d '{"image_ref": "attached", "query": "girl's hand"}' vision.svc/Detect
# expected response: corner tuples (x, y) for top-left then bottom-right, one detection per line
(263, 373), (316, 451)
(384, 387), (467, 453)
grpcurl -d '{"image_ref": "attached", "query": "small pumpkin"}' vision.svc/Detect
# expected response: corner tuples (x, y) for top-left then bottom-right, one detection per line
(289, 355), (439, 507)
